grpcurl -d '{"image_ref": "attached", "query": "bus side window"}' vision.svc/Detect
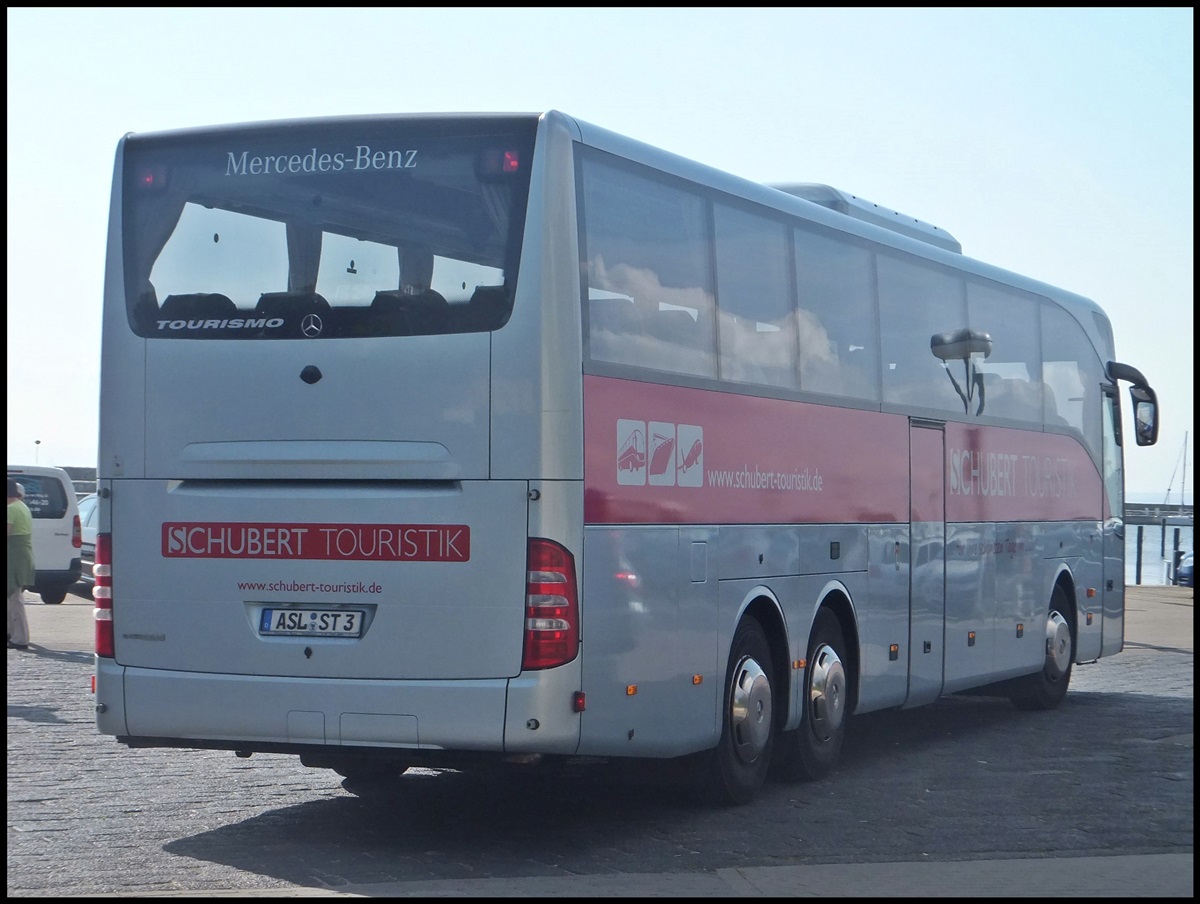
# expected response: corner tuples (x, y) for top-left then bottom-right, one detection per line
(1042, 383), (1071, 428)
(793, 228), (879, 402)
(966, 282), (1042, 423)
(647, 307), (714, 378)
(649, 308), (698, 345)
(1041, 301), (1104, 458)
(877, 254), (966, 414)
(579, 152), (716, 378)
(713, 202), (797, 390)
(718, 315), (772, 386)
(587, 295), (644, 365)
(983, 374), (1042, 423)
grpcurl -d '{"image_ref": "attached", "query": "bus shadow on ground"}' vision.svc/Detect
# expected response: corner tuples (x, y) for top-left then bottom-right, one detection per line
(6, 702), (75, 725)
(161, 691), (1193, 893)
(9, 645), (93, 666)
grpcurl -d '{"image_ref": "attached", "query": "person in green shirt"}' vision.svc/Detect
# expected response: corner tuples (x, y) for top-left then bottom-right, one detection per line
(8, 478), (35, 650)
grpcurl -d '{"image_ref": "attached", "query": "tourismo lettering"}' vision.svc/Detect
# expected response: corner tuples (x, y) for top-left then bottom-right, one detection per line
(155, 318), (283, 331)
(162, 522), (470, 561)
(225, 146), (418, 176)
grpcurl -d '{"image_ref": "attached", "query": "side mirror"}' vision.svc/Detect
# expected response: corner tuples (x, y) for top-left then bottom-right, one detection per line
(1108, 362), (1159, 447)
(931, 328), (992, 415)
(1130, 385), (1158, 446)
(930, 328), (993, 362)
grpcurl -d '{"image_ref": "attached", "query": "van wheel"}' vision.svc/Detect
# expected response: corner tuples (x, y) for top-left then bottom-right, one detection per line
(39, 588), (67, 605)
(701, 616), (775, 806)
(773, 608), (848, 782)
(1009, 585), (1073, 711)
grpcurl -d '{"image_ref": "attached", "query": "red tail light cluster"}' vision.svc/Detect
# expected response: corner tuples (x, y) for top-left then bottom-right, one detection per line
(523, 538), (579, 670)
(94, 533), (114, 658)
(72, 514), (82, 549)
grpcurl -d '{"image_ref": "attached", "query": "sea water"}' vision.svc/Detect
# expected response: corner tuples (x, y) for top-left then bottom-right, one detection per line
(1126, 521), (1192, 585)
(1124, 489), (1192, 585)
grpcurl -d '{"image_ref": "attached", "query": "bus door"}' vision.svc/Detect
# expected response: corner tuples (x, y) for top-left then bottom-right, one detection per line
(906, 421), (946, 707)
(1099, 386), (1125, 656)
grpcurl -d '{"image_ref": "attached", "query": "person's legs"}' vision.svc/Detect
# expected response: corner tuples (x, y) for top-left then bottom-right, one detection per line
(7, 588), (30, 647)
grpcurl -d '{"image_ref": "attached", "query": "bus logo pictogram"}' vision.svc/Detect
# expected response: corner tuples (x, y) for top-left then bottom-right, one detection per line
(617, 420), (702, 487)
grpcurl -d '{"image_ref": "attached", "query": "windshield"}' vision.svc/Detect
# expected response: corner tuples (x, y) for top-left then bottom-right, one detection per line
(121, 115), (537, 339)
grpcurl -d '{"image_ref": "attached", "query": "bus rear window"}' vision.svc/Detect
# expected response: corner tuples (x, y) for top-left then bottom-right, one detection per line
(122, 117), (536, 340)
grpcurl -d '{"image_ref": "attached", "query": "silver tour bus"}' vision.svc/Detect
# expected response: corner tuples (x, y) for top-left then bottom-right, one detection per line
(94, 111), (1159, 805)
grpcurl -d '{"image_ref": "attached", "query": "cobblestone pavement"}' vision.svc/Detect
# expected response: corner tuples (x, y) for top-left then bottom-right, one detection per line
(7, 587), (1193, 897)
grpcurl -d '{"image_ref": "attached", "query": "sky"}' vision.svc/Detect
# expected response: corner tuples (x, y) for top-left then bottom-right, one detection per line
(6, 7), (1194, 501)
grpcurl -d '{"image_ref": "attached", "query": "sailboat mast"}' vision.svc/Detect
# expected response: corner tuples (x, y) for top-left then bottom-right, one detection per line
(1162, 431), (1189, 509)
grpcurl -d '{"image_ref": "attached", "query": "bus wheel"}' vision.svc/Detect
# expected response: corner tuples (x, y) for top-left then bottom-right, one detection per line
(1009, 585), (1073, 711)
(773, 608), (848, 782)
(703, 616), (775, 805)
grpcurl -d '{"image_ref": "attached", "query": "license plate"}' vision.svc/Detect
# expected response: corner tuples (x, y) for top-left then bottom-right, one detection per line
(259, 608), (365, 637)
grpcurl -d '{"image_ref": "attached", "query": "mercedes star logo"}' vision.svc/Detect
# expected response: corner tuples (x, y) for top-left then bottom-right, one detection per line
(300, 313), (324, 338)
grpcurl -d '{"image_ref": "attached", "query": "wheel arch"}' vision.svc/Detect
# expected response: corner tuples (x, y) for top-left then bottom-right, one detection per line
(812, 582), (861, 715)
(731, 582), (862, 734)
(1048, 564), (1079, 658)
(736, 590), (790, 731)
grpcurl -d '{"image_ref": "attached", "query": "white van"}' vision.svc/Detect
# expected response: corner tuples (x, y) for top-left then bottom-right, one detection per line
(7, 465), (82, 604)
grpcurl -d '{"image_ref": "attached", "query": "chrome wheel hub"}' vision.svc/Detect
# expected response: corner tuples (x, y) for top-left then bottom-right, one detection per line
(729, 655), (772, 764)
(1044, 610), (1072, 680)
(808, 643), (846, 742)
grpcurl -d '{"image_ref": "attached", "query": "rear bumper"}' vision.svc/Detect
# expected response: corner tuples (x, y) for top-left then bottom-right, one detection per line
(94, 657), (582, 756)
(96, 657), (504, 748)
(79, 551), (95, 583)
(35, 562), (82, 589)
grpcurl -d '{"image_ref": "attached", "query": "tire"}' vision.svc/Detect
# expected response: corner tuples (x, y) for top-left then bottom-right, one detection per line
(772, 608), (849, 783)
(701, 616), (776, 806)
(1009, 585), (1074, 711)
(38, 587), (67, 605)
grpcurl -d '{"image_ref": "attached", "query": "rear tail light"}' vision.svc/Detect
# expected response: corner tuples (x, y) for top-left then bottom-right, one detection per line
(72, 514), (82, 549)
(523, 538), (579, 670)
(94, 533), (113, 658)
